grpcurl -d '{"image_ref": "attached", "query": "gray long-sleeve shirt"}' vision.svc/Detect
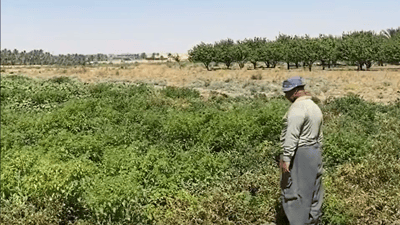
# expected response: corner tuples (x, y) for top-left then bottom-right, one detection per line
(280, 96), (323, 162)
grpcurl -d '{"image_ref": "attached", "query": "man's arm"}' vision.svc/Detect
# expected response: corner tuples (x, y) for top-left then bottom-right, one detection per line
(282, 107), (306, 163)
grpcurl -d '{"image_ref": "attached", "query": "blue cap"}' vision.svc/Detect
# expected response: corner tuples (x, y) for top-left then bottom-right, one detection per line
(282, 76), (306, 92)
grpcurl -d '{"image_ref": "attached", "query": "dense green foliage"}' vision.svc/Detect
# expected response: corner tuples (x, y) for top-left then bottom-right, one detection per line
(0, 49), (109, 66)
(214, 39), (237, 69)
(339, 31), (382, 70)
(1, 75), (399, 224)
(383, 32), (400, 64)
(188, 27), (400, 71)
(188, 42), (216, 71)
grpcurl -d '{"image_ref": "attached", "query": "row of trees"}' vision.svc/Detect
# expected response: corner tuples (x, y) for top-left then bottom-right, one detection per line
(188, 28), (400, 71)
(0, 50), (171, 65)
(0, 49), (109, 66)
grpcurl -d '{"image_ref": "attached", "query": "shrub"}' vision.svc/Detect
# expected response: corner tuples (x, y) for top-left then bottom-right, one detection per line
(161, 86), (201, 99)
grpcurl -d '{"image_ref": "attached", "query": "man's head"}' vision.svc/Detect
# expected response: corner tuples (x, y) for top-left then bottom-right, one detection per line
(282, 76), (306, 103)
(284, 86), (306, 102)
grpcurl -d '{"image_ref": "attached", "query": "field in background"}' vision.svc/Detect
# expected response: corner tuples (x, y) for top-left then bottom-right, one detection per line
(2, 63), (400, 104)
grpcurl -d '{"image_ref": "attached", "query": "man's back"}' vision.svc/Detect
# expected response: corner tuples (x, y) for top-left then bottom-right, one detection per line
(281, 96), (323, 162)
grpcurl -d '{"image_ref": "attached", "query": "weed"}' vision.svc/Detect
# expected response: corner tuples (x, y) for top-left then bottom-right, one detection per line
(383, 81), (391, 86)
(251, 73), (262, 80)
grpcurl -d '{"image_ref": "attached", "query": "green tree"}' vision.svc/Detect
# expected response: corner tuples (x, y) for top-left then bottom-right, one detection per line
(291, 36), (304, 68)
(232, 41), (250, 69)
(276, 34), (294, 70)
(379, 27), (400, 65)
(317, 35), (340, 70)
(383, 33), (400, 64)
(243, 37), (266, 69)
(259, 40), (283, 68)
(188, 42), (216, 71)
(339, 31), (381, 70)
(214, 38), (236, 69)
(375, 34), (387, 66)
(299, 36), (321, 71)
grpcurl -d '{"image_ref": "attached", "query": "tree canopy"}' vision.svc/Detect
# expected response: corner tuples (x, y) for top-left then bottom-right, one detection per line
(187, 27), (400, 71)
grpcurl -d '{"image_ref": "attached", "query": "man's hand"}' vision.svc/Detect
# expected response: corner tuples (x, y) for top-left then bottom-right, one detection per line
(280, 160), (290, 173)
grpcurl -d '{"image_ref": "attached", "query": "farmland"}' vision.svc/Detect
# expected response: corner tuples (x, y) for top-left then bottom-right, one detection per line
(2, 63), (400, 103)
(1, 63), (400, 224)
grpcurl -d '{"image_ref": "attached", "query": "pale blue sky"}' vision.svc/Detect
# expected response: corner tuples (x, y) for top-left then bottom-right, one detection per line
(2, 0), (399, 55)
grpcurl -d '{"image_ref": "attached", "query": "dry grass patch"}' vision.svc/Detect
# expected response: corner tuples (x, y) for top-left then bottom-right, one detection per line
(2, 64), (400, 103)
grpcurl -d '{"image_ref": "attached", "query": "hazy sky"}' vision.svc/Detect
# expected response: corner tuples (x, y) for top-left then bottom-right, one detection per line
(2, 0), (399, 55)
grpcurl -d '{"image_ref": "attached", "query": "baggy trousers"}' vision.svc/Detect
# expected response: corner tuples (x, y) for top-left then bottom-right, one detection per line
(280, 143), (323, 225)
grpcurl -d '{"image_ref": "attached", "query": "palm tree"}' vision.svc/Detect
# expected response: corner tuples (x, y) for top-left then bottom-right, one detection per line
(380, 27), (400, 39)
(379, 27), (400, 66)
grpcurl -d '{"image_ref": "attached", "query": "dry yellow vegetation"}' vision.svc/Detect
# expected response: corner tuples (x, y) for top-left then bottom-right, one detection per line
(2, 63), (400, 103)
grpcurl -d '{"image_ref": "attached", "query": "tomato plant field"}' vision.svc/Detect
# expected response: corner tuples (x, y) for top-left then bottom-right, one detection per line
(1, 74), (399, 224)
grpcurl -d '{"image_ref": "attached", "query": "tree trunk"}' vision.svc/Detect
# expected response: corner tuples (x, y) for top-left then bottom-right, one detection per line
(321, 60), (325, 70)
(357, 62), (363, 71)
(265, 61), (270, 68)
(252, 62), (257, 69)
(287, 62), (290, 70)
(328, 62), (331, 69)
(295, 62), (299, 68)
(309, 63), (312, 72)
(366, 61), (372, 71)
(204, 62), (212, 71)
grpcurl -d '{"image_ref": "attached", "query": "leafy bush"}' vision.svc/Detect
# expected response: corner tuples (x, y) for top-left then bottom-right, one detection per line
(0, 75), (88, 112)
(161, 86), (201, 99)
(1, 75), (399, 224)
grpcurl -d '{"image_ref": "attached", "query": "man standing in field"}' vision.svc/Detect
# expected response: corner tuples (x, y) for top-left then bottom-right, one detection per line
(279, 76), (324, 225)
